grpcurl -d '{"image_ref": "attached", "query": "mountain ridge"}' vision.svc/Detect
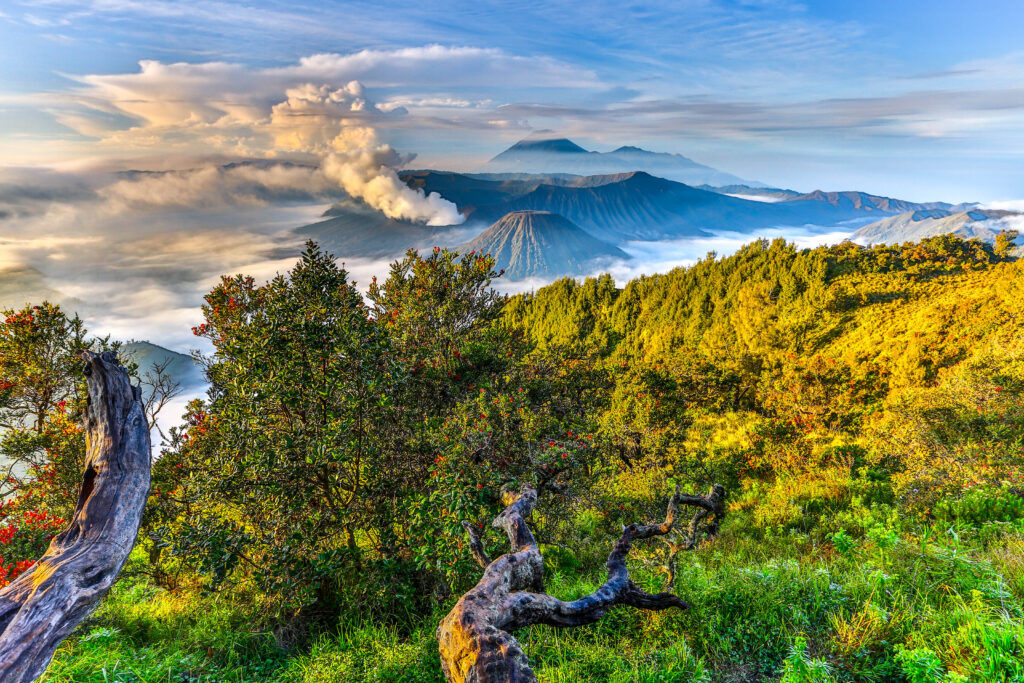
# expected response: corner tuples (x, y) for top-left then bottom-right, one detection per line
(852, 208), (1022, 247)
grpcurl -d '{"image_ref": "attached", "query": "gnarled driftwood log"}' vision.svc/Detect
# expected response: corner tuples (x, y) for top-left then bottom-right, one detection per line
(0, 351), (151, 682)
(438, 485), (723, 683)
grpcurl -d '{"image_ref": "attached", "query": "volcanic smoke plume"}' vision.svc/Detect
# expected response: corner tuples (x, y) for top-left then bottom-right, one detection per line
(270, 82), (464, 226)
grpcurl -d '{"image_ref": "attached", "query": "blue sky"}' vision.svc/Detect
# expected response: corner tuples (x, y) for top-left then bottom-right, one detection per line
(2, 0), (1024, 200)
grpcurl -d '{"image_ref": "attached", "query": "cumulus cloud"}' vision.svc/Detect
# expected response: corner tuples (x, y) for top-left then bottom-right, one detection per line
(51, 46), (594, 149)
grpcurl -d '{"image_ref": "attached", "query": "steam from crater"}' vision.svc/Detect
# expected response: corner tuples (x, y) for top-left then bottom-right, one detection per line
(270, 82), (464, 226)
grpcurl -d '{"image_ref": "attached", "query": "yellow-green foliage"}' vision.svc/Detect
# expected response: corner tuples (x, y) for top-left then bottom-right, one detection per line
(34, 235), (1024, 682)
(509, 236), (1024, 519)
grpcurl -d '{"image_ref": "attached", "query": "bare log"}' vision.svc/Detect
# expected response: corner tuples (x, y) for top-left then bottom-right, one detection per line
(437, 485), (700, 683)
(0, 351), (151, 682)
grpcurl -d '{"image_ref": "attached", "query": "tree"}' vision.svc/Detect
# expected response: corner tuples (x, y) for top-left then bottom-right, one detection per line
(137, 357), (184, 442)
(0, 303), (114, 520)
(0, 303), (92, 434)
(169, 242), (396, 612)
(0, 351), (150, 683)
(366, 248), (529, 588)
(996, 229), (1019, 259)
(368, 247), (510, 420)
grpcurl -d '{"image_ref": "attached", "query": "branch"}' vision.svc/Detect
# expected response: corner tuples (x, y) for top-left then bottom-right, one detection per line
(0, 351), (151, 682)
(461, 521), (491, 570)
(138, 357), (183, 440)
(438, 484), (701, 683)
(664, 483), (727, 588)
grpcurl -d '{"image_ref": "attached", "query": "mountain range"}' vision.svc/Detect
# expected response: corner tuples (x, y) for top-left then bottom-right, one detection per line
(480, 132), (752, 186)
(294, 135), (983, 280)
(852, 209), (1022, 247)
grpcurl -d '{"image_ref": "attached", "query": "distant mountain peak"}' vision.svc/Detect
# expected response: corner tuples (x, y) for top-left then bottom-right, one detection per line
(502, 136), (589, 155)
(461, 210), (627, 280)
(484, 135), (753, 187)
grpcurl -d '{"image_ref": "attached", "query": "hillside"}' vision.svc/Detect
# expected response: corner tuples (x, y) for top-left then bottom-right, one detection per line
(121, 340), (204, 389)
(504, 234), (1020, 384)
(460, 210), (627, 279)
(17, 234), (1024, 683)
(852, 208), (1022, 246)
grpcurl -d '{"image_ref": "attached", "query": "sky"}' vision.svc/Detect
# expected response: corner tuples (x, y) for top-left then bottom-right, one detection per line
(1, 0), (1023, 200)
(0, 0), (1023, 361)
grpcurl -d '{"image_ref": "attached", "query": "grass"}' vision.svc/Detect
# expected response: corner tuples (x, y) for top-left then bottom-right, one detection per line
(40, 517), (1024, 682)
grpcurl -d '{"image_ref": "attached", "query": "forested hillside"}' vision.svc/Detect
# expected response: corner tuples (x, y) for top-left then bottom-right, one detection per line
(3, 234), (1023, 682)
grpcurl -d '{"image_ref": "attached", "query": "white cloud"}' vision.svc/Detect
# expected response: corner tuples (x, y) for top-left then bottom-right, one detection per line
(983, 200), (1024, 212)
(272, 46), (597, 89)
(53, 46), (595, 146)
(39, 49), (574, 224)
(99, 163), (339, 209)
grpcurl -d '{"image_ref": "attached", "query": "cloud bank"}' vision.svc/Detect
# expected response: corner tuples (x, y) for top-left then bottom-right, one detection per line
(39, 49), (560, 225)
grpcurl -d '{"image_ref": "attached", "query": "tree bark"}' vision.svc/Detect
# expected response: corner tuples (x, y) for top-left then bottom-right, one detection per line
(438, 484), (720, 683)
(0, 350), (151, 682)
(664, 484), (727, 588)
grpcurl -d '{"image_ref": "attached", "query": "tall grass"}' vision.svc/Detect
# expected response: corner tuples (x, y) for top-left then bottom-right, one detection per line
(42, 517), (1024, 682)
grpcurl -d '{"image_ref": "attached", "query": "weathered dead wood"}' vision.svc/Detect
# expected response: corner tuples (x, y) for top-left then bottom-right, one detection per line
(0, 351), (151, 682)
(437, 486), (700, 683)
(664, 484), (727, 588)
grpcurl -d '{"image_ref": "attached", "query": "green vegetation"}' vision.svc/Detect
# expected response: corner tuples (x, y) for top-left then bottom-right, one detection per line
(8, 234), (1024, 681)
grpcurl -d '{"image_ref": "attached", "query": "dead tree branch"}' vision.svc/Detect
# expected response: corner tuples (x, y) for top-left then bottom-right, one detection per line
(138, 357), (183, 442)
(0, 351), (151, 682)
(437, 485), (695, 683)
(664, 483), (727, 588)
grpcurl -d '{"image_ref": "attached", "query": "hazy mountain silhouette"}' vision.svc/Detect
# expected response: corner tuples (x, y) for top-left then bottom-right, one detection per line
(852, 209), (1022, 246)
(482, 132), (752, 186)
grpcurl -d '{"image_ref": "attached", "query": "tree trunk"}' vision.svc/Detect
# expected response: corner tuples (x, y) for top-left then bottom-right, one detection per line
(0, 351), (151, 682)
(437, 484), (722, 683)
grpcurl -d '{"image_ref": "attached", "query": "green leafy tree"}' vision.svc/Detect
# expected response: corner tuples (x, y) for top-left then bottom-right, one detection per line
(0, 302), (90, 434)
(367, 247), (511, 419)
(167, 243), (397, 612)
(0, 303), (114, 513)
(366, 250), (515, 519)
(0, 303), (117, 585)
